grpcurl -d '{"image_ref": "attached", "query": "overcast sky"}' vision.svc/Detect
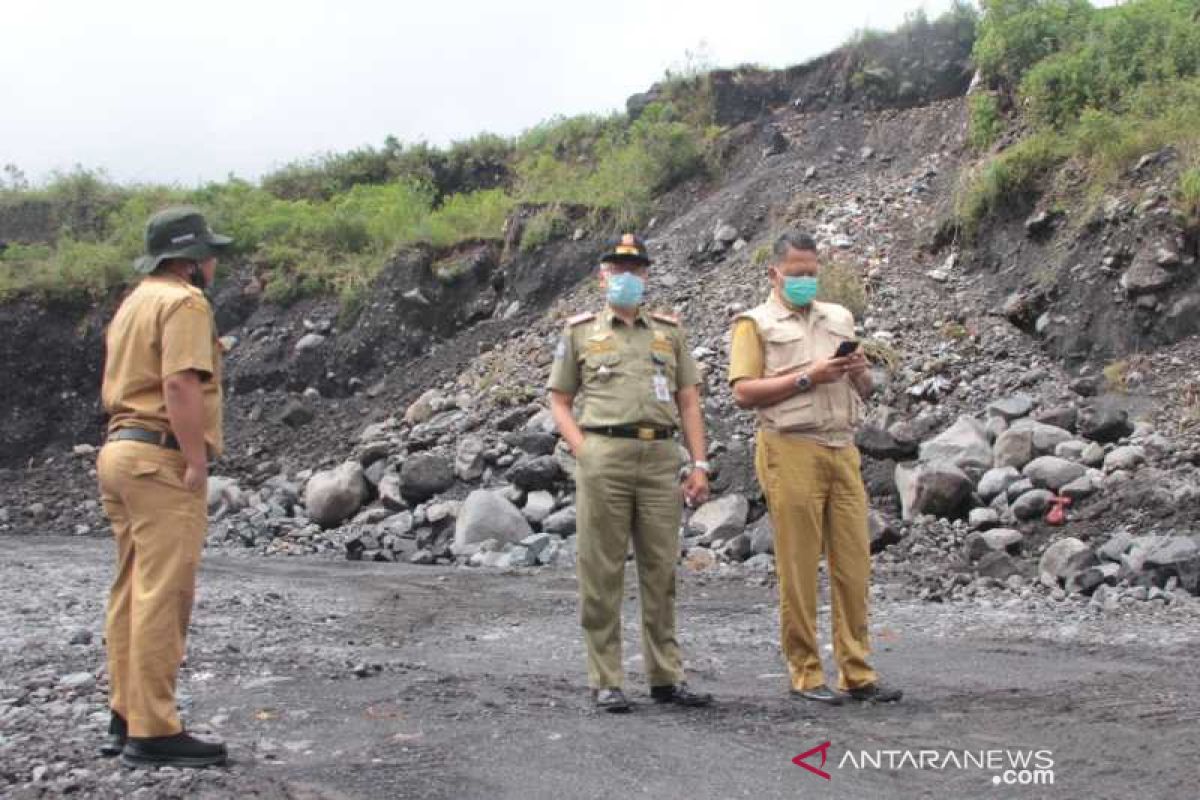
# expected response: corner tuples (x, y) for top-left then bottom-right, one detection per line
(2, 0), (974, 186)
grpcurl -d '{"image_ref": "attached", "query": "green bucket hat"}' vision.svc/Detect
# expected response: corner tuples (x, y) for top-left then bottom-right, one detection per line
(133, 206), (233, 274)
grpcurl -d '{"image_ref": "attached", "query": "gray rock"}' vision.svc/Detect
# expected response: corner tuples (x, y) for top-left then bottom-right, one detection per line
(1012, 489), (1055, 522)
(522, 491), (555, 525)
(455, 435), (487, 482)
(1068, 563), (1120, 595)
(987, 395), (1034, 421)
(869, 511), (901, 553)
(1059, 476), (1097, 501)
(294, 333), (326, 352)
(1080, 441), (1106, 467)
(965, 528), (1022, 561)
(1098, 530), (1133, 562)
(506, 455), (563, 491)
(454, 490), (533, 548)
(724, 533), (753, 562)
(378, 471), (406, 511)
(543, 506), (577, 536)
(744, 554), (776, 573)
(713, 223), (739, 245)
(277, 400), (314, 428)
(1006, 478), (1035, 500)
(1031, 423), (1075, 456)
(1035, 406), (1078, 432)
(976, 551), (1021, 580)
(978, 467), (1021, 502)
(747, 516), (774, 555)
(1039, 537), (1099, 588)
(1144, 536), (1199, 567)
(1120, 253), (1175, 294)
(59, 672), (96, 691)
(894, 461), (973, 521)
(688, 494), (749, 543)
(305, 462), (368, 528)
(207, 476), (245, 516)
(520, 532), (554, 560)
(1054, 440), (1087, 461)
(381, 511), (414, 536)
(1104, 446), (1146, 472)
(1022, 456), (1087, 491)
(1078, 403), (1133, 444)
(68, 628), (93, 646)
(918, 416), (992, 474)
(507, 432), (558, 457)
(992, 427), (1034, 470)
(969, 508), (1000, 530)
(400, 454), (455, 503)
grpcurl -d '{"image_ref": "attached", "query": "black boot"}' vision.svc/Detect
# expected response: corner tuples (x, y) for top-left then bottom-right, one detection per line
(649, 682), (713, 707)
(121, 732), (228, 768)
(98, 712), (127, 758)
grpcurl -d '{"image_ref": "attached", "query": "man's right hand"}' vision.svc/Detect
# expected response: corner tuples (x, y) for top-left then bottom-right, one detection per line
(183, 461), (208, 493)
(805, 356), (853, 385)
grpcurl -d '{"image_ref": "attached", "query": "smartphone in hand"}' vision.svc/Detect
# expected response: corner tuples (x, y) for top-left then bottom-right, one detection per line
(834, 340), (860, 358)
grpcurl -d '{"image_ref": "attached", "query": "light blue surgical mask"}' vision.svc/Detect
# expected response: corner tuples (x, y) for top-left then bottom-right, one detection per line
(606, 272), (646, 308)
(781, 275), (819, 307)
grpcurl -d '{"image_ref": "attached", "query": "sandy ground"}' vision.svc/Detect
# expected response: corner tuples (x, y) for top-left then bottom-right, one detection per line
(3, 535), (1199, 799)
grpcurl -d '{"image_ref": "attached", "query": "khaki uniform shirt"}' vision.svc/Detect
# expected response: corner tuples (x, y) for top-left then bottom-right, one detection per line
(547, 306), (699, 429)
(727, 294), (863, 448)
(102, 274), (224, 458)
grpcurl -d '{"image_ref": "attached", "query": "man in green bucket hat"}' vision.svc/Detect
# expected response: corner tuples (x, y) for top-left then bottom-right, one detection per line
(97, 206), (233, 767)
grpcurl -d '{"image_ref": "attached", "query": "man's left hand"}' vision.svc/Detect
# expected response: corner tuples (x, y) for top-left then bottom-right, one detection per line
(683, 468), (710, 507)
(846, 351), (870, 376)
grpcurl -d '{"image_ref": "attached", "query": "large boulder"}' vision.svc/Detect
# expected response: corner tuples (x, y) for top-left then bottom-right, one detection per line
(400, 453), (455, 503)
(305, 462), (369, 528)
(454, 490), (533, 548)
(1012, 488), (1055, 522)
(506, 455), (564, 491)
(455, 435), (487, 482)
(543, 506), (578, 536)
(894, 461), (974, 521)
(977, 466), (1021, 502)
(687, 494), (749, 543)
(1022, 456), (1087, 491)
(918, 416), (992, 475)
(1077, 402), (1133, 443)
(986, 395), (1034, 422)
(993, 420), (1074, 469)
(1039, 537), (1099, 588)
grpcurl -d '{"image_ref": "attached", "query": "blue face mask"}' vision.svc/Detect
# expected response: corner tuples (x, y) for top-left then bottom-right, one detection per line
(781, 275), (819, 307)
(606, 272), (646, 308)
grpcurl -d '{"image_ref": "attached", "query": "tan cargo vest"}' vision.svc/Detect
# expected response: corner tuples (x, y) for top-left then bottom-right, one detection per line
(737, 296), (864, 446)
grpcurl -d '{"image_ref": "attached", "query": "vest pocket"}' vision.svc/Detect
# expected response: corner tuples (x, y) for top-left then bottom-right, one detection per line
(764, 394), (818, 432)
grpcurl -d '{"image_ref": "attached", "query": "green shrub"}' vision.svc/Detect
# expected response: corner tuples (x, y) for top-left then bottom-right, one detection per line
(519, 207), (570, 252)
(1180, 166), (1200, 224)
(956, 131), (1068, 233)
(973, 0), (1096, 90)
(817, 260), (868, 319)
(419, 189), (513, 248)
(968, 93), (1004, 149)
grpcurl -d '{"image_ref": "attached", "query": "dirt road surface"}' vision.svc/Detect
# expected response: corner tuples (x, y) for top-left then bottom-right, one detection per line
(3, 536), (1198, 799)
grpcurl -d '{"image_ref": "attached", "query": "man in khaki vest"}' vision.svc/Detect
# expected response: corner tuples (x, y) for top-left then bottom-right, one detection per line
(548, 234), (713, 713)
(97, 206), (231, 766)
(728, 232), (901, 705)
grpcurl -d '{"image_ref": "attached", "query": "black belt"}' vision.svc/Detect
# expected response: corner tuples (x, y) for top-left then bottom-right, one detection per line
(584, 425), (675, 441)
(108, 428), (181, 450)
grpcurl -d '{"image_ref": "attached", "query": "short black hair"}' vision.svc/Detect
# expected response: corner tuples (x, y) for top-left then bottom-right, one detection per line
(772, 232), (818, 261)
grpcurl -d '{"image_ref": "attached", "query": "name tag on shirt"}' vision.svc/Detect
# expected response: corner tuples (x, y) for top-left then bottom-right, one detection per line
(653, 374), (672, 402)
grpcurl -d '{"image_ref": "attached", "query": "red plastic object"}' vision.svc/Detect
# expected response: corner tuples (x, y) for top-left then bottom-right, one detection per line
(1045, 495), (1073, 525)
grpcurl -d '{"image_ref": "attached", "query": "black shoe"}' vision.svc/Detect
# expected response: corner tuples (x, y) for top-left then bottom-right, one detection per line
(650, 682), (713, 707)
(791, 685), (845, 706)
(847, 682), (903, 703)
(593, 687), (632, 713)
(121, 732), (228, 768)
(98, 712), (127, 758)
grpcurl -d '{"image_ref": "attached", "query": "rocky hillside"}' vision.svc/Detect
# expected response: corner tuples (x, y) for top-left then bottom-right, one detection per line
(1, 5), (1198, 611)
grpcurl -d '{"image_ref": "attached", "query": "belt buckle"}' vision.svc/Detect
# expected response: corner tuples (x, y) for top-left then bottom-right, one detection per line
(637, 427), (656, 441)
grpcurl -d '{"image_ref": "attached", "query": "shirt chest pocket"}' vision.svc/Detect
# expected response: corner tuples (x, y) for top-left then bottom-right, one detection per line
(824, 321), (856, 355)
(583, 350), (622, 382)
(763, 328), (810, 375)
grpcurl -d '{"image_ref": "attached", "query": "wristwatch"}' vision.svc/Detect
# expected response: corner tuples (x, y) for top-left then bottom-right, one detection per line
(692, 460), (711, 473)
(794, 372), (814, 393)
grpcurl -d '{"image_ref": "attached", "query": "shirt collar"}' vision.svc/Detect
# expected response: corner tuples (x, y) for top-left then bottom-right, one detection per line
(602, 306), (651, 328)
(766, 291), (825, 322)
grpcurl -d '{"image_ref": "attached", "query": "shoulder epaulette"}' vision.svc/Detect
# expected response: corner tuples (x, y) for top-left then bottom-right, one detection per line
(566, 312), (596, 327)
(649, 311), (680, 326)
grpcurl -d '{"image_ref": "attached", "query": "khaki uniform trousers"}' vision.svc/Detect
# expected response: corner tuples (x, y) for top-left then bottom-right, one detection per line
(575, 435), (684, 689)
(754, 430), (878, 692)
(97, 440), (207, 737)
